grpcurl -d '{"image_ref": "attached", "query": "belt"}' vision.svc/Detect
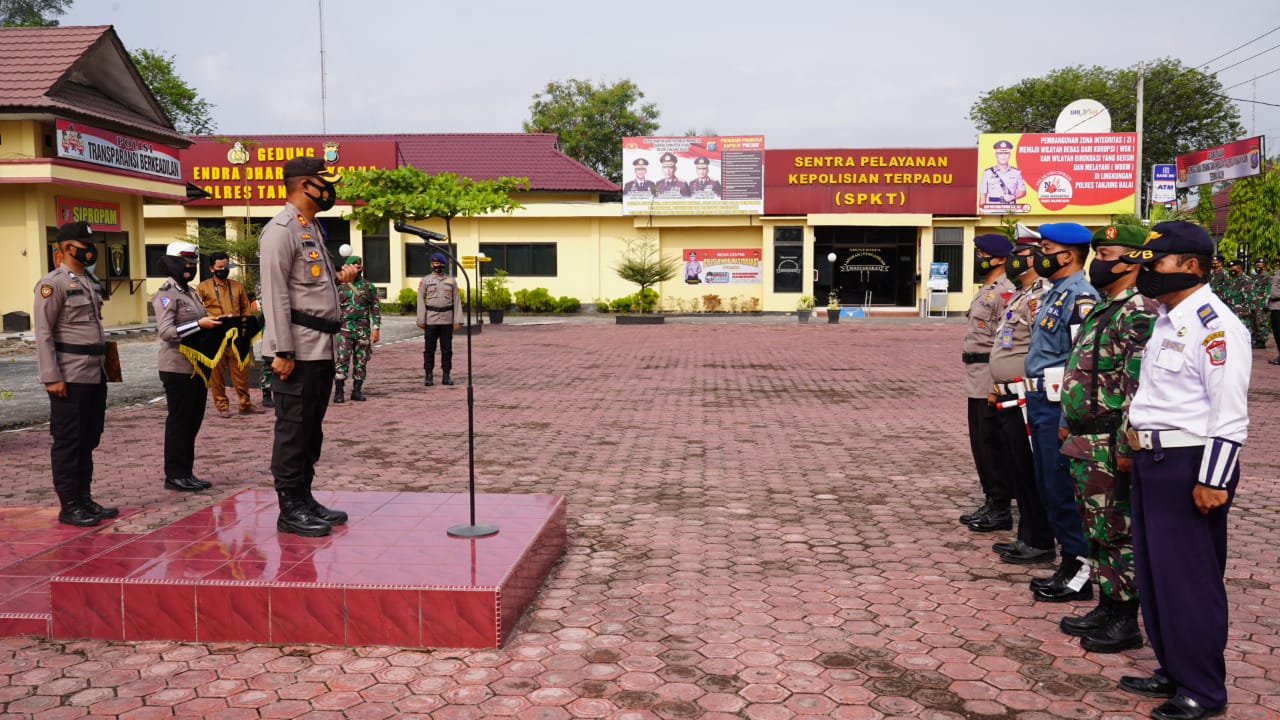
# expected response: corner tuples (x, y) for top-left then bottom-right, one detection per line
(290, 309), (340, 334)
(1126, 428), (1205, 452)
(1068, 414), (1123, 435)
(961, 352), (990, 364)
(1024, 377), (1046, 391)
(425, 305), (453, 312)
(54, 342), (106, 356)
(992, 381), (1023, 395)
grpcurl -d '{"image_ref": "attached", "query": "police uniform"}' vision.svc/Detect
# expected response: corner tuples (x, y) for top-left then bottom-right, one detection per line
(980, 140), (1026, 206)
(195, 271), (255, 414)
(684, 253), (704, 284)
(259, 157), (349, 536)
(960, 234), (1016, 532)
(33, 221), (111, 525)
(655, 152), (690, 198)
(623, 157), (656, 196)
(688, 157), (722, 198)
(417, 254), (463, 385)
(1023, 222), (1098, 602)
(1121, 221), (1249, 718)
(152, 241), (215, 492)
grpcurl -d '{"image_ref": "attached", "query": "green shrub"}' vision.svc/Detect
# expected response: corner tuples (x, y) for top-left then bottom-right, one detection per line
(594, 298), (611, 313)
(554, 296), (581, 313)
(396, 288), (417, 307)
(610, 288), (658, 313)
(514, 287), (556, 313)
(379, 302), (402, 315)
(482, 270), (511, 310)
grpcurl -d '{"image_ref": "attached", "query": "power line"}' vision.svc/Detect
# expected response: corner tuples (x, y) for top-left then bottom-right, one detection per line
(1223, 66), (1280, 91)
(1200, 25), (1280, 69)
(1211, 42), (1280, 75)
(1220, 96), (1280, 108)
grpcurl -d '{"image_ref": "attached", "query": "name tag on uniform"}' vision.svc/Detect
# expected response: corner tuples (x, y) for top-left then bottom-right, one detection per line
(999, 326), (1014, 350)
(301, 240), (316, 247)
(66, 289), (84, 296)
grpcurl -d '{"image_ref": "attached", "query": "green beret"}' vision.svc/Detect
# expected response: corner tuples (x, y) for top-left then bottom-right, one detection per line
(344, 255), (363, 265)
(1090, 225), (1148, 250)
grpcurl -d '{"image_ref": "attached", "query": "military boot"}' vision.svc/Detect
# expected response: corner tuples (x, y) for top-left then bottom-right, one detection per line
(1060, 595), (1112, 637)
(350, 381), (366, 401)
(441, 372), (454, 386)
(424, 372), (434, 386)
(1081, 599), (1143, 653)
(333, 380), (345, 404)
(277, 489), (332, 537)
(302, 479), (348, 526)
(261, 389), (274, 408)
(58, 501), (102, 527)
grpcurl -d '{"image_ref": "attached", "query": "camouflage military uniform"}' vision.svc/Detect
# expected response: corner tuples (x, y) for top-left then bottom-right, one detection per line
(1208, 268), (1229, 299)
(335, 277), (381, 384)
(1059, 285), (1158, 601)
(1250, 271), (1271, 348)
(254, 284), (274, 402)
(1221, 272), (1251, 324)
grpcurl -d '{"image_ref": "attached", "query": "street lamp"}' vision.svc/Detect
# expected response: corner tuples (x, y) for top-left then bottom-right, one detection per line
(827, 252), (838, 305)
(476, 252), (486, 327)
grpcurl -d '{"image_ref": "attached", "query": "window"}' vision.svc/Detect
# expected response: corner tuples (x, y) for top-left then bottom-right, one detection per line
(933, 228), (964, 292)
(479, 243), (557, 276)
(772, 226), (803, 293)
(319, 218), (350, 265)
(361, 222), (391, 284)
(145, 244), (169, 278)
(406, 243), (458, 277)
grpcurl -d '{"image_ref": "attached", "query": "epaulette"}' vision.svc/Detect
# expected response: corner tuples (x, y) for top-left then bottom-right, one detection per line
(1196, 303), (1219, 328)
(159, 280), (172, 291)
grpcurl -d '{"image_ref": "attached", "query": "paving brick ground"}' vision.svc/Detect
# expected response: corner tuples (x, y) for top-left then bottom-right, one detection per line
(0, 319), (1276, 719)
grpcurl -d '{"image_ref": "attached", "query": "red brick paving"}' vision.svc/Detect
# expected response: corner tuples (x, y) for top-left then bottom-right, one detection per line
(0, 320), (1277, 718)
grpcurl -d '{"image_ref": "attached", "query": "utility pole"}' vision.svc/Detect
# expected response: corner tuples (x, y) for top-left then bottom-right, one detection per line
(319, 0), (328, 133)
(1135, 62), (1144, 218)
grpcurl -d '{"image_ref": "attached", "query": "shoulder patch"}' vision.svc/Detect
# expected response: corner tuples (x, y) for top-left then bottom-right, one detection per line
(1202, 330), (1225, 346)
(39, 284), (53, 298)
(159, 296), (172, 308)
(1206, 338), (1227, 365)
(159, 281), (172, 291)
(1076, 298), (1096, 317)
(1196, 303), (1219, 328)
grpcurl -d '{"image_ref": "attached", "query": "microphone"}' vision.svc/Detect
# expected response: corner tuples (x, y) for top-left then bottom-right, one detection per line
(394, 221), (447, 242)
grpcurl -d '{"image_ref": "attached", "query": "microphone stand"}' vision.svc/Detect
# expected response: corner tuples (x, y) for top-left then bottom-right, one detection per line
(395, 221), (498, 539)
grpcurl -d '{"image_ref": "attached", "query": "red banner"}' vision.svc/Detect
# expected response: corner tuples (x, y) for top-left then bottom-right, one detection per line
(1175, 136), (1265, 188)
(182, 138), (397, 205)
(56, 197), (122, 231)
(765, 149), (976, 215)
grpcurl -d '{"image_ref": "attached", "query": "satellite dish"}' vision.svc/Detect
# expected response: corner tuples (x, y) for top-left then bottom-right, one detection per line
(1055, 99), (1112, 133)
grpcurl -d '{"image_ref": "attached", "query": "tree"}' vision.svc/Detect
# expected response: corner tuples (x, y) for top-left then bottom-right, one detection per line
(338, 165), (527, 242)
(969, 59), (1246, 195)
(1194, 186), (1217, 230)
(178, 221), (262, 292)
(0, 0), (71, 26)
(1221, 166), (1280, 261)
(613, 237), (678, 312)
(524, 78), (660, 184)
(130, 49), (217, 135)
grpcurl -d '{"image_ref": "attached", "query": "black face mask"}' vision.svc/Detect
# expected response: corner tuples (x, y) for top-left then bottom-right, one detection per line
(1005, 253), (1032, 282)
(67, 244), (97, 267)
(431, 264), (446, 274)
(1136, 263), (1203, 299)
(162, 257), (197, 287)
(1088, 257), (1131, 290)
(213, 268), (230, 280)
(973, 255), (1002, 283)
(304, 179), (337, 211)
(1034, 248), (1069, 277)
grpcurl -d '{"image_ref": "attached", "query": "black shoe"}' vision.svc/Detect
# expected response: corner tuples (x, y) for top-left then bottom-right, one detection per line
(999, 541), (1055, 565)
(58, 504), (102, 527)
(1030, 556), (1074, 590)
(1081, 613), (1143, 653)
(1060, 598), (1111, 637)
(350, 382), (365, 401)
(960, 500), (992, 525)
(304, 488), (348, 526)
(164, 477), (207, 492)
(967, 508), (1012, 532)
(262, 390), (274, 408)
(188, 476), (212, 490)
(424, 373), (434, 386)
(992, 541), (1018, 554)
(1119, 672), (1175, 698)
(333, 380), (345, 404)
(83, 497), (119, 519)
(1150, 695), (1224, 720)
(1269, 357), (1280, 365)
(441, 373), (454, 386)
(1032, 557), (1092, 602)
(277, 490), (332, 537)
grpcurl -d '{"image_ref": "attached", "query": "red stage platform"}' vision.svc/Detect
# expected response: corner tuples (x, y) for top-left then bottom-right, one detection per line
(0, 490), (566, 648)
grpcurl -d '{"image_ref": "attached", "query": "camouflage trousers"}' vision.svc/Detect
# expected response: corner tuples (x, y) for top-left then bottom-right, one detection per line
(335, 328), (373, 383)
(1068, 451), (1137, 601)
(1252, 307), (1271, 347)
(259, 358), (273, 391)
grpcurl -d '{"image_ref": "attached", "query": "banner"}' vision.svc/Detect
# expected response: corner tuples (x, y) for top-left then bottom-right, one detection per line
(182, 138), (398, 205)
(976, 133), (1138, 215)
(622, 136), (764, 216)
(680, 248), (762, 285)
(56, 197), (122, 231)
(1175, 136), (1265, 188)
(1151, 164), (1177, 204)
(55, 119), (182, 181)
(766, 148), (976, 214)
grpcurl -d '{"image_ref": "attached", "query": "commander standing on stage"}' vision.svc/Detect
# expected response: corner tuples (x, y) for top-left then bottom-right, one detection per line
(259, 156), (359, 537)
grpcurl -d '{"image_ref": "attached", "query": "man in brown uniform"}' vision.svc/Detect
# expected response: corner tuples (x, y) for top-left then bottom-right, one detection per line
(417, 253), (462, 386)
(259, 156), (358, 536)
(195, 251), (260, 417)
(33, 221), (117, 526)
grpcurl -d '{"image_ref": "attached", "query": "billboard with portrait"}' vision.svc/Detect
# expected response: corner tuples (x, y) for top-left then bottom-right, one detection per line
(976, 133), (1138, 215)
(622, 136), (764, 216)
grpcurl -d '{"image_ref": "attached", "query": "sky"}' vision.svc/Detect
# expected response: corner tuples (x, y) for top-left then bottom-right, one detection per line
(62, 0), (1280, 154)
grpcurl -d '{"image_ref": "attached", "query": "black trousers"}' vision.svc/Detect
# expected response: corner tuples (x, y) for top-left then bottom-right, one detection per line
(423, 324), (454, 374)
(1272, 309), (1280, 351)
(49, 381), (106, 506)
(270, 360), (334, 491)
(968, 397), (1012, 505)
(993, 397), (1054, 550)
(160, 371), (207, 480)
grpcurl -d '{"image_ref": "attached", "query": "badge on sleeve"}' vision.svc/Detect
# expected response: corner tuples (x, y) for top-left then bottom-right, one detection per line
(40, 284), (53, 298)
(159, 296), (171, 308)
(1206, 338), (1227, 366)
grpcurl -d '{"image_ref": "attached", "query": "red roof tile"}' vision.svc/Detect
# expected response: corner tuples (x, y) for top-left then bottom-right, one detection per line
(201, 133), (618, 193)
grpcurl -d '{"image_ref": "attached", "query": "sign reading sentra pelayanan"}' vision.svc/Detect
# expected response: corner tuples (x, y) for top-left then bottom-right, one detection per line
(182, 138), (397, 205)
(764, 148), (977, 215)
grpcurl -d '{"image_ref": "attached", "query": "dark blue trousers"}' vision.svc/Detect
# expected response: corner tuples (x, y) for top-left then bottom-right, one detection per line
(1132, 445), (1235, 710)
(1025, 392), (1088, 559)
(994, 399), (1054, 550)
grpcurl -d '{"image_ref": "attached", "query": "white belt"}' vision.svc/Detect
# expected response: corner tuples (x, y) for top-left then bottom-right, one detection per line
(1129, 429), (1205, 450)
(992, 381), (1023, 396)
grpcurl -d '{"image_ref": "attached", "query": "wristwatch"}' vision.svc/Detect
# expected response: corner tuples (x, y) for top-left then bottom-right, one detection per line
(275, 352), (295, 359)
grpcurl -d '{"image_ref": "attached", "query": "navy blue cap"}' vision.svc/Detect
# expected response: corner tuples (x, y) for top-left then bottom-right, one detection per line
(1123, 221), (1216, 264)
(56, 221), (93, 241)
(974, 233), (1013, 258)
(993, 140), (1013, 150)
(1038, 222), (1093, 246)
(431, 253), (447, 263)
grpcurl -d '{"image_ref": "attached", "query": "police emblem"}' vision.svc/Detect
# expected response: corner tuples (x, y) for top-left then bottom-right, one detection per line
(40, 284), (53, 298)
(323, 142), (339, 164)
(160, 296), (171, 308)
(307, 250), (320, 260)
(309, 264), (321, 277)
(1206, 339), (1227, 366)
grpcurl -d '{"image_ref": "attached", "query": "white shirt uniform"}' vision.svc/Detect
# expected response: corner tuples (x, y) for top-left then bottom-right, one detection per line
(1127, 284), (1250, 487)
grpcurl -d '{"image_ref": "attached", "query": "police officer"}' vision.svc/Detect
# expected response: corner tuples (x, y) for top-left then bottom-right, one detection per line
(417, 252), (462, 386)
(988, 224), (1055, 564)
(333, 254), (381, 403)
(1118, 221), (1249, 720)
(1269, 251), (1280, 365)
(33, 221), (116, 526)
(688, 156), (722, 198)
(959, 234), (1015, 532)
(153, 241), (222, 492)
(623, 157), (656, 196)
(1024, 222), (1098, 602)
(259, 156), (359, 536)
(1057, 224), (1158, 653)
(980, 139), (1026, 207)
(655, 152), (690, 198)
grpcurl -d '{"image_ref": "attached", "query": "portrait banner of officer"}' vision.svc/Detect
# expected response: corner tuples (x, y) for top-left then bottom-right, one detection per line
(977, 133), (1137, 216)
(622, 135), (764, 216)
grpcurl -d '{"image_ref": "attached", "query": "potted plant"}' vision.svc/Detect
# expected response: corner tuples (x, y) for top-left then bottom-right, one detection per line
(797, 295), (814, 323)
(482, 269), (511, 324)
(827, 291), (841, 324)
(397, 287), (417, 314)
(613, 237), (678, 325)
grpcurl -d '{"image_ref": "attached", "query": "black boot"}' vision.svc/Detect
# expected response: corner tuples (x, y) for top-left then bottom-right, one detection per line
(58, 501), (101, 527)
(424, 372), (434, 386)
(960, 499), (992, 524)
(1081, 599), (1143, 653)
(1032, 555), (1093, 602)
(277, 489), (332, 537)
(303, 480), (348, 526)
(82, 495), (119, 520)
(261, 389), (274, 408)
(1060, 596), (1112, 637)
(441, 372), (454, 386)
(333, 380), (345, 404)
(350, 381), (366, 401)
(967, 505), (1012, 532)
